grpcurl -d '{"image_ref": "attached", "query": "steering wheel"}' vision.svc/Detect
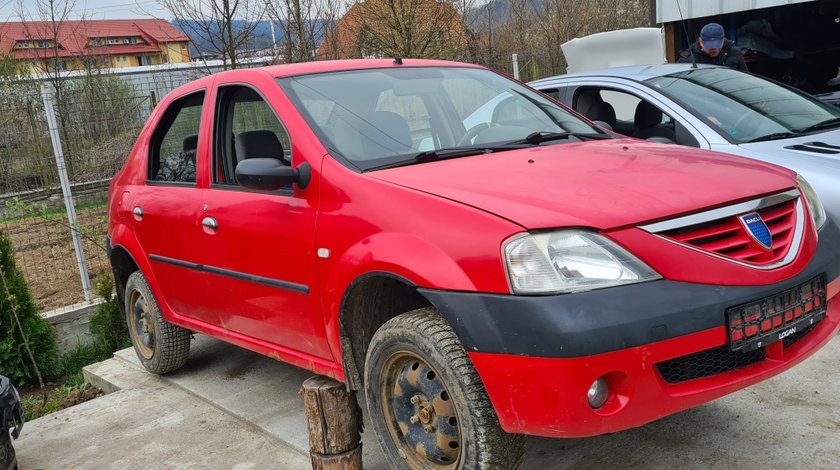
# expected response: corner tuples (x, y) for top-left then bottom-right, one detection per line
(457, 122), (494, 146)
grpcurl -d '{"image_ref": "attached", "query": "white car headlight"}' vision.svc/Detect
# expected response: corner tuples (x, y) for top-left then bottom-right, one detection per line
(797, 174), (826, 230)
(503, 230), (661, 294)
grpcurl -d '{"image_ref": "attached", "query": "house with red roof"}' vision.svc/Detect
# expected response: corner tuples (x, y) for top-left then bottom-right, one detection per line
(0, 19), (191, 74)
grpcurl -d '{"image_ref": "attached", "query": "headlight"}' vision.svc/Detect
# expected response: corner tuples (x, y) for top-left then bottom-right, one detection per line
(503, 230), (661, 294)
(797, 174), (826, 230)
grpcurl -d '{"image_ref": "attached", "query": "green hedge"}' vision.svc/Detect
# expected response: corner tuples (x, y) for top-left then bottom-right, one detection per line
(0, 228), (60, 386)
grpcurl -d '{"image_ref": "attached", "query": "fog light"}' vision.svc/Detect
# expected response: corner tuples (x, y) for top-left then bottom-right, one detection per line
(587, 377), (608, 409)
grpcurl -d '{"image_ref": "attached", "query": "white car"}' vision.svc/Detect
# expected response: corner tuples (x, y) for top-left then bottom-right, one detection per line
(529, 64), (840, 220)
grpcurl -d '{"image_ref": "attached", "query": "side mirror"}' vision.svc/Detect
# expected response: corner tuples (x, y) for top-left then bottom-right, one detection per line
(235, 158), (311, 191)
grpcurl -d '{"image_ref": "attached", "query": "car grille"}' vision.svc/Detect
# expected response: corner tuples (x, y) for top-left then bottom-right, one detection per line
(655, 323), (817, 384)
(659, 198), (796, 266)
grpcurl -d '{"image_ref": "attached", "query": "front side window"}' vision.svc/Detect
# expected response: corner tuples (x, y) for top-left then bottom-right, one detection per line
(282, 67), (600, 171)
(648, 68), (840, 143)
(214, 86), (292, 187)
(149, 91), (204, 183)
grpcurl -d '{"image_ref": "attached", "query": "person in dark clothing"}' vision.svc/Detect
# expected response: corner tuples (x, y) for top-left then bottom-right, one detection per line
(678, 23), (749, 72)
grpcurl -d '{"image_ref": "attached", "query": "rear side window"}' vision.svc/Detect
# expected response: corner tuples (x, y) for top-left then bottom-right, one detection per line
(149, 92), (205, 183)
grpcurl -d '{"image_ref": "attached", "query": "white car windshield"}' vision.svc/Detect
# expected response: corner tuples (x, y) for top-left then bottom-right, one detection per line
(647, 68), (840, 143)
(281, 67), (600, 171)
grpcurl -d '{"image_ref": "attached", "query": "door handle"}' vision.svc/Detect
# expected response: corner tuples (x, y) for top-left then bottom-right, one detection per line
(202, 216), (218, 230)
(132, 206), (143, 220)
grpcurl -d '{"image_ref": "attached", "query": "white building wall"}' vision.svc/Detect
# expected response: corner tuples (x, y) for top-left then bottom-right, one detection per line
(656, 0), (816, 23)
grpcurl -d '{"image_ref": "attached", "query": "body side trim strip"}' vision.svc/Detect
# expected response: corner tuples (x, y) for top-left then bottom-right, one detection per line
(149, 254), (310, 294)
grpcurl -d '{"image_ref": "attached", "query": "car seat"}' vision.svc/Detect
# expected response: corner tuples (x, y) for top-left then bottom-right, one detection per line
(574, 89), (601, 115)
(586, 101), (617, 129)
(329, 110), (412, 161)
(362, 111), (412, 157)
(182, 134), (198, 153)
(632, 101), (676, 142)
(234, 130), (285, 162)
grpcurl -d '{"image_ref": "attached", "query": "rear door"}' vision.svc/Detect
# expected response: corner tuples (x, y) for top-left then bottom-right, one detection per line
(131, 90), (219, 325)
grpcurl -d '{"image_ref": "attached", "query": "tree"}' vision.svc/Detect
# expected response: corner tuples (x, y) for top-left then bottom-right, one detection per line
(323, 0), (468, 59)
(16, 0), (82, 177)
(160, 0), (267, 69)
(265, 0), (340, 63)
(0, 228), (60, 387)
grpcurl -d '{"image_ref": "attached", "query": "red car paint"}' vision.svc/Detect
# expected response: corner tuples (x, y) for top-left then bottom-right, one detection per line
(108, 59), (839, 438)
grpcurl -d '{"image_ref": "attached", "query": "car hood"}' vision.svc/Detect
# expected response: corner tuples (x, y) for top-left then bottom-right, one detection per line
(561, 27), (665, 73)
(737, 127), (840, 163)
(733, 127), (840, 218)
(371, 140), (795, 230)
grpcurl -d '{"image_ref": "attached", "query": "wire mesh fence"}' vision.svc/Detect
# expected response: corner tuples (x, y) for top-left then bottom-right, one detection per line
(0, 64), (229, 313)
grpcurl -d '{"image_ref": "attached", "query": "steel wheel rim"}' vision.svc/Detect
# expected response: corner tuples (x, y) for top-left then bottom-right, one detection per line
(379, 351), (462, 468)
(128, 288), (155, 360)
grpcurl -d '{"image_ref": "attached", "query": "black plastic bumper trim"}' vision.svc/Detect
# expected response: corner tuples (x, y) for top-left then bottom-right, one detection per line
(420, 219), (840, 358)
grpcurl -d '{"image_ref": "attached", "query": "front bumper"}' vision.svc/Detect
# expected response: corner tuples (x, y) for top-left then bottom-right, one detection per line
(420, 220), (840, 438)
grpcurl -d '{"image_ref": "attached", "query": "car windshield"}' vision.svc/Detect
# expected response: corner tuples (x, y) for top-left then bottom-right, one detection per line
(647, 68), (840, 143)
(281, 66), (599, 171)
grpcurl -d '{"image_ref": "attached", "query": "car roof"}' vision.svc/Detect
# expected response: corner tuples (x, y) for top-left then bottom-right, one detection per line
(530, 63), (723, 85)
(163, 59), (487, 103)
(262, 58), (484, 78)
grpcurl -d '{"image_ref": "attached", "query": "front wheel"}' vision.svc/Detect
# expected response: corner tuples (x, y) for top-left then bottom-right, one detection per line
(125, 271), (191, 374)
(364, 308), (525, 469)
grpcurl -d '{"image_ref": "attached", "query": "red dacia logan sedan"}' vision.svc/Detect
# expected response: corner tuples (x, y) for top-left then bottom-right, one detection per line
(107, 59), (840, 469)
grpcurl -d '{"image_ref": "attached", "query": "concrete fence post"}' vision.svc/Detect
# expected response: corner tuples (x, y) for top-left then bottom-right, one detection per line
(40, 83), (93, 303)
(512, 53), (520, 80)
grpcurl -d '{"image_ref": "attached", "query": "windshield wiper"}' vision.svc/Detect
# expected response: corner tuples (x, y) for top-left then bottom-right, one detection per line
(793, 117), (840, 134)
(366, 145), (528, 171)
(746, 132), (801, 143)
(503, 131), (612, 146)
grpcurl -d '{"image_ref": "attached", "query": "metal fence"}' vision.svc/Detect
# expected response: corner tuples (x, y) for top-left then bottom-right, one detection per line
(0, 61), (244, 313)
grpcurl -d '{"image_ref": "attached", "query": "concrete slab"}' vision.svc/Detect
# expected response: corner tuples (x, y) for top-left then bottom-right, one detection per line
(113, 336), (390, 469)
(14, 359), (311, 469)
(18, 333), (840, 469)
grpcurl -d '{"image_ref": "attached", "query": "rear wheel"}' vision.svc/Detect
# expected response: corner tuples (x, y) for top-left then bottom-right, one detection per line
(125, 271), (191, 374)
(364, 308), (525, 469)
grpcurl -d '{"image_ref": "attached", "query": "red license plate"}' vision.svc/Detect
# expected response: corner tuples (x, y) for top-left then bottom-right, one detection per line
(726, 275), (826, 352)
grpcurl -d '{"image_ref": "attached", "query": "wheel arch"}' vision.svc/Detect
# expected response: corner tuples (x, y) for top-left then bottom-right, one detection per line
(108, 240), (140, 316)
(339, 271), (439, 390)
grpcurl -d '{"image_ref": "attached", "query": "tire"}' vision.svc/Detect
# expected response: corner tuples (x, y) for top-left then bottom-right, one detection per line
(0, 426), (16, 470)
(125, 271), (191, 374)
(364, 307), (525, 469)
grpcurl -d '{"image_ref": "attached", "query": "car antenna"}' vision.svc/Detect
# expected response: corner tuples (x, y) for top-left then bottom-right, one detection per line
(675, 0), (697, 68)
(393, 56), (403, 65)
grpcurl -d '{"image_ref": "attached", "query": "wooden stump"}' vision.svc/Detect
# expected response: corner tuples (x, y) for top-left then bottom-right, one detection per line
(300, 376), (364, 470)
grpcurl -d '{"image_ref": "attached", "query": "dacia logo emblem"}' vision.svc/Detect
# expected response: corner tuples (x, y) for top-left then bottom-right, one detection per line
(739, 212), (772, 250)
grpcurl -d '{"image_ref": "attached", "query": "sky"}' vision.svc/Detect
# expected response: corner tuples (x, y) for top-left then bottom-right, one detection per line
(0, 0), (171, 21)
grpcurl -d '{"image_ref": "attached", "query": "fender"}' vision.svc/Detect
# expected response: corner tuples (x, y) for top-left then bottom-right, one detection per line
(321, 231), (478, 362)
(109, 222), (177, 323)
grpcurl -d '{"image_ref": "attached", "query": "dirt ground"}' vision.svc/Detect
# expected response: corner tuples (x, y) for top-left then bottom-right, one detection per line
(21, 384), (104, 421)
(2, 205), (109, 311)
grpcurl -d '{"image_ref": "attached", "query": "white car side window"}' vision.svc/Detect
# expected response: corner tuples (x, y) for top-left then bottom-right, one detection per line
(600, 90), (641, 122)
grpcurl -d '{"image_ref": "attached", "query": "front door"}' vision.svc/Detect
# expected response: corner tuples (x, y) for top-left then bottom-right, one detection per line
(191, 79), (331, 360)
